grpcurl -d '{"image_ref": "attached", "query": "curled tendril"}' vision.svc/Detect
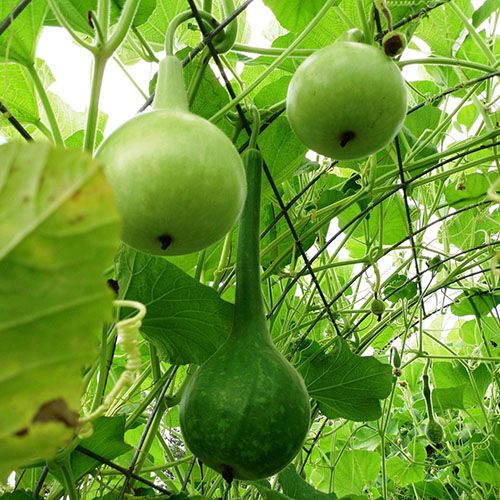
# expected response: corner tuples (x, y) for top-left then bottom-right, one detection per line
(79, 300), (146, 429)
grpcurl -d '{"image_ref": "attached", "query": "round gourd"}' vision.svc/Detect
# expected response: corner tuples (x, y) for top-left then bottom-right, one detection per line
(180, 334), (311, 480)
(371, 299), (386, 316)
(286, 41), (407, 161)
(426, 419), (444, 444)
(96, 57), (246, 256)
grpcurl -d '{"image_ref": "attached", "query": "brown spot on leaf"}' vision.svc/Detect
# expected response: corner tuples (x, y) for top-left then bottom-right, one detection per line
(32, 399), (79, 428)
(69, 214), (84, 225)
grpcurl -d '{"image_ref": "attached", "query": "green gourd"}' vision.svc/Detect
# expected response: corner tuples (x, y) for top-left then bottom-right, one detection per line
(425, 419), (444, 444)
(370, 298), (386, 316)
(179, 149), (311, 481)
(422, 370), (444, 444)
(96, 56), (246, 256)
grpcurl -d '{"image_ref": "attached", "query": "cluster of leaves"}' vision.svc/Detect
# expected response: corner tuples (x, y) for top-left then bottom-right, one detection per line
(1, 0), (500, 499)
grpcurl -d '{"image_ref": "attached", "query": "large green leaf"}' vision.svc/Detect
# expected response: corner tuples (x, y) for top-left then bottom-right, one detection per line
(386, 441), (426, 487)
(432, 362), (491, 408)
(116, 245), (233, 365)
(50, 416), (132, 482)
(0, 0), (48, 65)
(451, 289), (500, 317)
(279, 464), (338, 499)
(444, 172), (497, 209)
(0, 63), (38, 122)
(262, 0), (337, 32)
(0, 141), (120, 480)
(337, 193), (415, 248)
(136, 0), (188, 47)
(300, 337), (393, 421)
(44, 0), (156, 35)
(333, 450), (380, 497)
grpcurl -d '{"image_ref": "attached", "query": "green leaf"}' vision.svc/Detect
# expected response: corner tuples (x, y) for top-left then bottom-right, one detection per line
(440, 205), (500, 250)
(110, 0), (156, 27)
(51, 416), (131, 483)
(333, 450), (380, 497)
(262, 0), (337, 32)
(0, 0), (48, 65)
(444, 172), (496, 208)
(253, 480), (292, 500)
(416, 0), (473, 57)
(0, 63), (38, 122)
(382, 274), (418, 303)
(0, 142), (120, 480)
(300, 337), (393, 421)
(44, 0), (96, 36)
(116, 245), (234, 365)
(451, 289), (500, 317)
(337, 193), (414, 248)
(45, 0), (155, 35)
(432, 384), (466, 411)
(279, 465), (338, 499)
(261, 199), (316, 271)
(432, 362), (491, 408)
(136, 0), (189, 48)
(386, 441), (426, 486)
(470, 461), (500, 484)
(259, 116), (308, 193)
(0, 492), (36, 500)
(472, 0), (499, 27)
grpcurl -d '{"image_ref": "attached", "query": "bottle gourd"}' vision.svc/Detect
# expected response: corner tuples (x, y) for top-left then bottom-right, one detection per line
(179, 149), (311, 481)
(96, 57), (246, 256)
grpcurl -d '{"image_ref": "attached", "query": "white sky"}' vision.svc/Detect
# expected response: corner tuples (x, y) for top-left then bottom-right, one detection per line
(36, 0), (276, 135)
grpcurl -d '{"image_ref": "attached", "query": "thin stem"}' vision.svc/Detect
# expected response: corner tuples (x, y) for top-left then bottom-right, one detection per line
(356, 0), (371, 42)
(97, 0), (109, 42)
(132, 27), (159, 62)
(26, 63), (64, 146)
(165, 10), (218, 56)
(231, 42), (312, 57)
(84, 54), (107, 152)
(60, 459), (79, 500)
(105, 0), (141, 57)
(113, 56), (147, 99)
(448, 1), (496, 65)
(210, 0), (337, 123)
(398, 57), (494, 74)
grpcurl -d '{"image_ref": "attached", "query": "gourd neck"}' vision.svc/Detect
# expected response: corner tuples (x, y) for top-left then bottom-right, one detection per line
(232, 149), (270, 343)
(152, 56), (189, 113)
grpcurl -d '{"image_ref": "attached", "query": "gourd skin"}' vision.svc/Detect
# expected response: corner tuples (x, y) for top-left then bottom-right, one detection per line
(96, 110), (246, 256)
(286, 41), (407, 161)
(179, 335), (311, 480)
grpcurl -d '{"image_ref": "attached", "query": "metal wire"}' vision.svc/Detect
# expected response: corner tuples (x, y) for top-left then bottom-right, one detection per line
(0, 0), (33, 37)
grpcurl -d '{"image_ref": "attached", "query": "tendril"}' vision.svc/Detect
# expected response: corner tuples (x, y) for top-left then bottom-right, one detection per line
(79, 300), (146, 429)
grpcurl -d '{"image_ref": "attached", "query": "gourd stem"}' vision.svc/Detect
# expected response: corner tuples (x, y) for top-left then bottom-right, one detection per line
(164, 10), (224, 56)
(249, 107), (260, 149)
(233, 149), (269, 338)
(26, 63), (64, 146)
(152, 56), (189, 112)
(217, 0), (238, 53)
